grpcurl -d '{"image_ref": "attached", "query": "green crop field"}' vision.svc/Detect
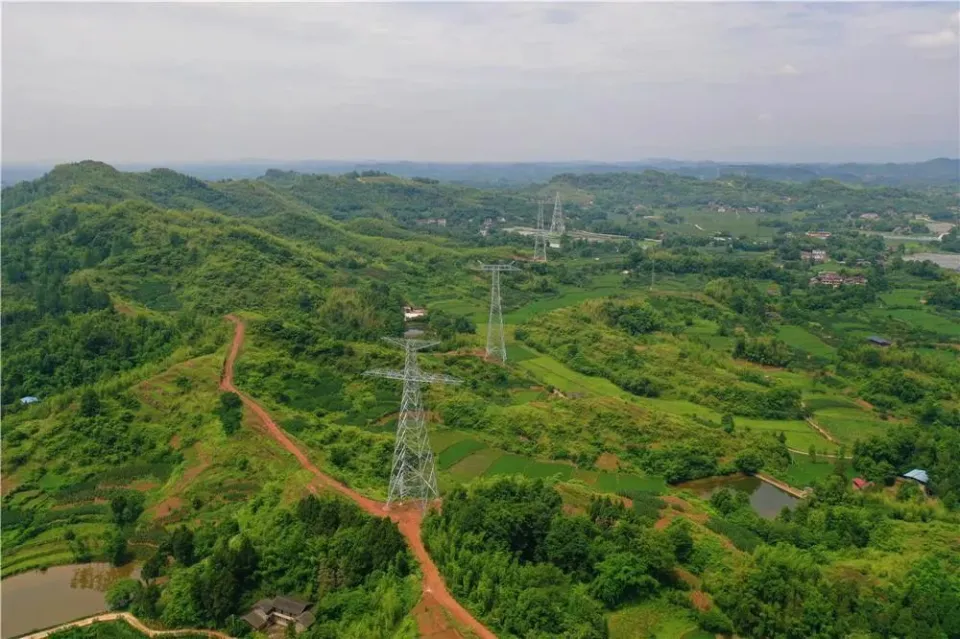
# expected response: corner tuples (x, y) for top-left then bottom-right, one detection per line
(446, 448), (504, 480)
(430, 429), (471, 453)
(518, 355), (625, 396)
(673, 209), (768, 239)
(879, 289), (926, 308)
(505, 287), (622, 324)
(885, 308), (960, 337)
(505, 343), (539, 362)
(815, 407), (890, 444)
(636, 397), (721, 421)
(777, 325), (836, 357)
(608, 598), (701, 639)
(437, 439), (487, 469)
(594, 471), (668, 494)
(738, 418), (838, 452)
(781, 453), (855, 488)
(484, 454), (576, 481)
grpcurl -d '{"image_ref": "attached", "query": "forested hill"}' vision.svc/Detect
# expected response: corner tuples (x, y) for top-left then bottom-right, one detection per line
(1, 160), (955, 408)
(3, 160), (960, 638)
(4, 157), (958, 187)
(545, 171), (957, 216)
(0, 161), (512, 405)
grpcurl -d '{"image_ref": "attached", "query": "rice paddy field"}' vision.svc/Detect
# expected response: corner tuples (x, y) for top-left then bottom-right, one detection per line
(432, 429), (667, 495)
(879, 288), (926, 308)
(781, 454), (852, 488)
(776, 325), (836, 357)
(883, 308), (960, 337)
(738, 418), (840, 453)
(814, 407), (891, 444)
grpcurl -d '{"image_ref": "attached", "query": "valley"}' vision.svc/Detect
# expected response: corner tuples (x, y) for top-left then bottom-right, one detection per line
(1, 162), (959, 639)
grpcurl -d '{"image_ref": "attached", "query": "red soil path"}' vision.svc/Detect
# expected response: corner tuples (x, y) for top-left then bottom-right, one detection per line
(220, 315), (495, 639)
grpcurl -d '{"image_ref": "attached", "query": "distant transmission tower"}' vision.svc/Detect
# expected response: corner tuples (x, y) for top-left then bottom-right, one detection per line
(477, 262), (519, 362)
(533, 200), (548, 262)
(650, 252), (655, 291)
(549, 192), (566, 236)
(364, 338), (461, 509)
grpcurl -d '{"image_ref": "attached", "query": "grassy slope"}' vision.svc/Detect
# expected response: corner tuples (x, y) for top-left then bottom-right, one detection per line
(1, 348), (308, 577)
(4, 163), (958, 637)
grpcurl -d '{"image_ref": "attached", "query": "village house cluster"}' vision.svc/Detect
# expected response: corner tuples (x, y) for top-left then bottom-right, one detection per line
(809, 271), (868, 287)
(416, 217), (447, 227)
(801, 249), (828, 263)
(707, 202), (766, 214)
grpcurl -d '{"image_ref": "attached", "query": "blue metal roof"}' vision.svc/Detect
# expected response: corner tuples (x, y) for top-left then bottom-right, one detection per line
(903, 469), (929, 484)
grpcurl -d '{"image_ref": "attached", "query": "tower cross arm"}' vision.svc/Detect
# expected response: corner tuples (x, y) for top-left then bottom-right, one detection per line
(475, 261), (520, 272)
(382, 337), (440, 351)
(363, 368), (462, 385)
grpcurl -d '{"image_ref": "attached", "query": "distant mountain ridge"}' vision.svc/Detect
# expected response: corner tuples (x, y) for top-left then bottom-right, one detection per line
(3, 157), (957, 188)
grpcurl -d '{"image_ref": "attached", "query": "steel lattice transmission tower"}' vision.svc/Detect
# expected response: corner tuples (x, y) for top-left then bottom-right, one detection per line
(533, 200), (548, 262)
(549, 192), (565, 236)
(364, 338), (461, 509)
(477, 262), (519, 362)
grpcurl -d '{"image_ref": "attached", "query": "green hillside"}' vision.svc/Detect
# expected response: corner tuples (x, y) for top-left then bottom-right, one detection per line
(2, 162), (959, 639)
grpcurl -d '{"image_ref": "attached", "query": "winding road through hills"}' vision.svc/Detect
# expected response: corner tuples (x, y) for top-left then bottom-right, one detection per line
(220, 315), (495, 639)
(18, 613), (230, 639)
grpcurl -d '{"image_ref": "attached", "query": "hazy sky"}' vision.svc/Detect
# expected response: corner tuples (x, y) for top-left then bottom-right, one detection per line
(3, 2), (959, 164)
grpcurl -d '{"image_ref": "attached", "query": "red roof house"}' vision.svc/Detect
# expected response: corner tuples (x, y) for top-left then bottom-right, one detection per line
(852, 477), (872, 490)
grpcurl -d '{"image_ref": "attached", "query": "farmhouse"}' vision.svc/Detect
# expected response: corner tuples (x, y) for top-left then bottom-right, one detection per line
(19, 396), (39, 405)
(242, 596), (315, 633)
(417, 218), (447, 227)
(809, 272), (868, 287)
(809, 272), (843, 287)
(805, 231), (832, 239)
(901, 469), (929, 485)
(866, 336), (892, 347)
(403, 306), (427, 321)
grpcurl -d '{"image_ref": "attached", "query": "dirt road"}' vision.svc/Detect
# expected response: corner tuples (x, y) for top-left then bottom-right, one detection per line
(18, 612), (230, 639)
(220, 315), (495, 639)
(804, 416), (838, 443)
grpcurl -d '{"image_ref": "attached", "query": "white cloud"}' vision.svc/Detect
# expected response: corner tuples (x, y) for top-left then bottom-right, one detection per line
(2, 3), (957, 163)
(906, 9), (960, 49)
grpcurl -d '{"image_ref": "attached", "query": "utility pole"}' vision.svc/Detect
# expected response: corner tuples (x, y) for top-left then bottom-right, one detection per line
(364, 338), (461, 509)
(533, 200), (548, 262)
(477, 262), (519, 362)
(549, 192), (565, 236)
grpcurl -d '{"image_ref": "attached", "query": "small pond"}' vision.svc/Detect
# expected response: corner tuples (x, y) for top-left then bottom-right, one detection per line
(1, 562), (139, 639)
(677, 474), (798, 519)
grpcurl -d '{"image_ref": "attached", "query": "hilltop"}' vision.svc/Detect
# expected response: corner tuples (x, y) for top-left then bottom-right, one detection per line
(4, 157), (958, 188)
